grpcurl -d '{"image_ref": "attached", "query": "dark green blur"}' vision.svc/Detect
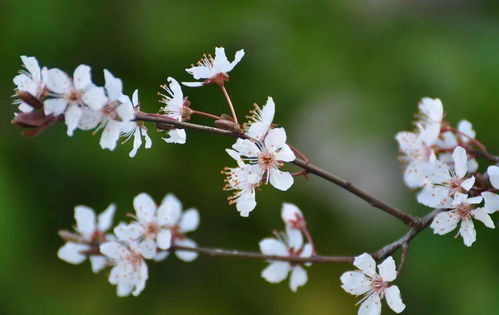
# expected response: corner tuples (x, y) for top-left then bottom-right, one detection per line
(0, 1), (497, 314)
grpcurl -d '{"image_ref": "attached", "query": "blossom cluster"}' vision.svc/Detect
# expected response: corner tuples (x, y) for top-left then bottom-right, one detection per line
(58, 193), (199, 297)
(396, 98), (497, 246)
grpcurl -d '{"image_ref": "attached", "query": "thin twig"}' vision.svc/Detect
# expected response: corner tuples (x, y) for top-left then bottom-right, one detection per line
(134, 112), (420, 227)
(219, 84), (239, 125)
(191, 110), (221, 120)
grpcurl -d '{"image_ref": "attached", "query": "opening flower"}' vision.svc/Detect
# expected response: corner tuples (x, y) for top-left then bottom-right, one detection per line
(416, 97), (443, 146)
(159, 77), (187, 144)
(341, 253), (406, 315)
(120, 90), (152, 157)
(183, 47), (245, 87)
(222, 163), (260, 217)
(13, 55), (47, 113)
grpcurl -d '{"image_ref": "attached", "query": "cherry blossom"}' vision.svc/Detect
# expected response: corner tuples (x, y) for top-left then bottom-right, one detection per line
(58, 204), (116, 273)
(13, 55), (47, 112)
(158, 193), (200, 262)
(183, 47), (245, 87)
(222, 162), (260, 217)
(341, 253), (406, 315)
(228, 127), (296, 191)
(43, 65), (107, 135)
(120, 90), (152, 157)
(159, 77), (187, 144)
(259, 227), (312, 292)
(430, 193), (495, 246)
(416, 97), (443, 145)
(281, 203), (304, 229)
(100, 241), (149, 297)
(418, 146), (475, 208)
(245, 97), (275, 142)
(114, 193), (174, 258)
(395, 131), (436, 188)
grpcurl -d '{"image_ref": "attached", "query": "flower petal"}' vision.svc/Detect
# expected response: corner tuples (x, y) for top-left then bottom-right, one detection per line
(157, 229), (172, 250)
(358, 291), (382, 315)
(100, 241), (129, 261)
(137, 239), (157, 259)
(377, 256), (397, 282)
(157, 193), (182, 226)
(430, 211), (460, 235)
(104, 69), (123, 101)
(452, 146), (468, 178)
(174, 238), (198, 262)
(99, 120), (122, 151)
(285, 226), (303, 250)
(281, 203), (303, 226)
(340, 271), (371, 296)
(44, 98), (68, 116)
(45, 68), (72, 94)
(74, 205), (96, 238)
(73, 64), (92, 91)
(385, 285), (406, 313)
(261, 261), (290, 284)
(471, 208), (495, 229)
(179, 208), (200, 233)
(259, 238), (288, 256)
(264, 128), (287, 154)
(57, 242), (89, 264)
(461, 176), (475, 191)
(89, 255), (108, 273)
(482, 192), (499, 213)
(97, 204), (116, 232)
(289, 266), (308, 292)
(275, 144), (296, 162)
(133, 193), (157, 223)
(488, 166), (499, 189)
(269, 170), (294, 191)
(163, 128), (186, 144)
(459, 218), (476, 247)
(81, 87), (107, 110)
(353, 253), (376, 277)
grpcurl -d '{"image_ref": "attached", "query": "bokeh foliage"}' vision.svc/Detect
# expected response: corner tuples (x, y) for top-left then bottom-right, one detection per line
(0, 0), (497, 314)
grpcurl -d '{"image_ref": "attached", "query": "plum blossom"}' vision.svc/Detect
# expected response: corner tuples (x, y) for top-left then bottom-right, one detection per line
(183, 47), (245, 87)
(341, 253), (406, 315)
(281, 203), (305, 229)
(159, 193), (200, 262)
(159, 77), (187, 144)
(222, 163), (260, 217)
(430, 193), (495, 246)
(259, 227), (312, 292)
(228, 128), (296, 191)
(100, 240), (149, 297)
(395, 131), (436, 188)
(43, 65), (107, 135)
(120, 90), (152, 157)
(58, 204), (116, 273)
(418, 146), (475, 208)
(245, 97), (275, 142)
(114, 193), (174, 259)
(13, 55), (47, 112)
(435, 120), (479, 172)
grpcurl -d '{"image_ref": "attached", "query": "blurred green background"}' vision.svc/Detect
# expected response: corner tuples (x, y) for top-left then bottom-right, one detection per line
(0, 0), (498, 314)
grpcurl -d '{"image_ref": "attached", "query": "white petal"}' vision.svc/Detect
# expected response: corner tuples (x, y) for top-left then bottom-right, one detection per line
(300, 243), (313, 258)
(459, 218), (476, 247)
(264, 128), (287, 153)
(269, 170), (294, 191)
(482, 192), (499, 213)
(232, 138), (260, 157)
(73, 64), (92, 91)
(185, 65), (212, 80)
(132, 89), (139, 106)
(157, 229), (172, 250)
(89, 255), (108, 273)
(467, 158), (479, 173)
(461, 177), (475, 191)
(114, 222), (143, 242)
(57, 242), (89, 264)
(74, 205), (96, 238)
(45, 68), (72, 94)
(403, 161), (427, 189)
(44, 98), (68, 116)
(261, 261), (290, 284)
(99, 120), (122, 151)
(77, 108), (103, 130)
(358, 292), (382, 315)
(275, 144), (296, 162)
(100, 241), (129, 261)
(430, 211), (460, 235)
(471, 208), (495, 229)
(377, 256), (397, 282)
(137, 239), (157, 259)
(129, 128), (142, 158)
(353, 253), (376, 277)
(157, 193), (182, 226)
(179, 208), (200, 233)
(435, 131), (457, 149)
(213, 47), (230, 72)
(163, 129), (186, 144)
(21, 55), (41, 79)
(98, 204), (116, 232)
(82, 87), (107, 110)
(174, 238), (198, 262)
(452, 146), (468, 178)
(153, 251), (169, 262)
(226, 49), (245, 72)
(465, 195), (483, 205)
(488, 166), (499, 189)
(289, 266), (308, 292)
(236, 192), (257, 217)
(385, 285), (406, 313)
(457, 120), (476, 140)
(259, 238), (288, 256)
(286, 226), (303, 250)
(247, 96), (275, 140)
(417, 185), (453, 208)
(281, 203), (303, 226)
(340, 271), (371, 296)
(104, 69), (123, 101)
(116, 282), (134, 297)
(181, 81), (204, 87)
(64, 104), (83, 136)
(133, 193), (157, 223)
(132, 261), (148, 296)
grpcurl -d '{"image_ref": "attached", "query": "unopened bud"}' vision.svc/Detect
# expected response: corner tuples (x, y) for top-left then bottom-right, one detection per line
(16, 91), (43, 109)
(215, 114), (241, 132)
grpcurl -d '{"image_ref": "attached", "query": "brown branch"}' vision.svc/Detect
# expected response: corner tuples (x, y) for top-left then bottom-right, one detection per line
(134, 112), (419, 227)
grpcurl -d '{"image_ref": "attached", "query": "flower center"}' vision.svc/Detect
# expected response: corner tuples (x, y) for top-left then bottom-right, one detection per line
(370, 276), (387, 294)
(258, 152), (278, 170)
(68, 90), (82, 103)
(456, 204), (472, 219)
(144, 222), (160, 238)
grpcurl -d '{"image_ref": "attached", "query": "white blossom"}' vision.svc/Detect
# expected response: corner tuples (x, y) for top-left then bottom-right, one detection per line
(341, 253), (406, 315)
(416, 97), (443, 145)
(57, 204), (116, 273)
(259, 227), (312, 292)
(159, 77), (187, 144)
(43, 65), (107, 135)
(120, 90), (152, 157)
(13, 55), (47, 112)
(395, 131), (436, 188)
(281, 203), (304, 229)
(245, 96), (275, 142)
(183, 47), (245, 87)
(430, 193), (495, 246)
(418, 146), (475, 208)
(481, 166), (499, 214)
(223, 162), (260, 217)
(100, 240), (149, 297)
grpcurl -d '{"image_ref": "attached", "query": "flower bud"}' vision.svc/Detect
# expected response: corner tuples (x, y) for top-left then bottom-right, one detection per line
(15, 91), (44, 109)
(215, 114), (241, 132)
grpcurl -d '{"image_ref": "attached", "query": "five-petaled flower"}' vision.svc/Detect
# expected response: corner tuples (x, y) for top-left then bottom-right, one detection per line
(259, 226), (313, 292)
(341, 253), (406, 315)
(13, 55), (47, 113)
(183, 47), (245, 87)
(159, 77), (188, 144)
(120, 90), (152, 157)
(430, 193), (495, 246)
(58, 204), (116, 273)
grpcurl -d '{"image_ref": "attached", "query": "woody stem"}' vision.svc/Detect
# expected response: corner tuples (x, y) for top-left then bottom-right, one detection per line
(219, 84), (239, 125)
